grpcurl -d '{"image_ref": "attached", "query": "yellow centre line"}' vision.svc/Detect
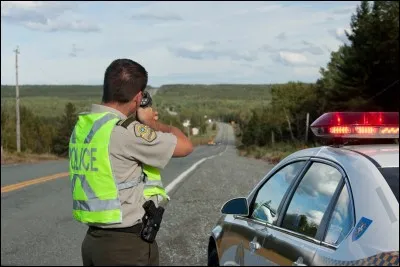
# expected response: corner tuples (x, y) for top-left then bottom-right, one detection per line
(1, 172), (70, 194)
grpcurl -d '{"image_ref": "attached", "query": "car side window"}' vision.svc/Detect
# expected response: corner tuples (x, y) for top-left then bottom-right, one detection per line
(281, 162), (342, 239)
(251, 161), (306, 224)
(324, 184), (354, 245)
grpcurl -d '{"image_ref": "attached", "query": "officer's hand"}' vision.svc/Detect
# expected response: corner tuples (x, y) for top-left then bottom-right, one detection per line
(154, 111), (159, 121)
(137, 107), (156, 125)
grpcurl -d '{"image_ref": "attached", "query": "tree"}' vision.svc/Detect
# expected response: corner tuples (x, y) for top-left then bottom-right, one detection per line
(52, 102), (78, 156)
(241, 110), (260, 146)
(319, 1), (399, 112)
(317, 45), (370, 111)
(271, 82), (319, 141)
(189, 113), (207, 134)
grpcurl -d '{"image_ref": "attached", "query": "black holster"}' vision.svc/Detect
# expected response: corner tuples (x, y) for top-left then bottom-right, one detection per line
(140, 200), (165, 243)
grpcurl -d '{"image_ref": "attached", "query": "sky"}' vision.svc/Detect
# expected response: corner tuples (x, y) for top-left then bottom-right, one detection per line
(256, 160), (344, 230)
(1, 1), (358, 87)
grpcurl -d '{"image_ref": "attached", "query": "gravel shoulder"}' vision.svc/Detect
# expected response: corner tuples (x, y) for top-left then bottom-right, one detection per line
(157, 125), (274, 266)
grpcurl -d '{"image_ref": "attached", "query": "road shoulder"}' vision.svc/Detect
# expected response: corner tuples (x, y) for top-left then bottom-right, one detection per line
(157, 145), (273, 266)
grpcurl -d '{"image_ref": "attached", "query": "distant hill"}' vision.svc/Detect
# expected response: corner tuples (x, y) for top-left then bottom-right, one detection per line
(0, 84), (270, 99)
(156, 84), (272, 101)
(153, 84), (272, 120)
(1, 84), (272, 118)
(0, 85), (159, 99)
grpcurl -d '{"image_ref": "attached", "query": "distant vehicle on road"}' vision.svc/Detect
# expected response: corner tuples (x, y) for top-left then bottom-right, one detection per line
(208, 140), (216, 146)
(208, 112), (399, 266)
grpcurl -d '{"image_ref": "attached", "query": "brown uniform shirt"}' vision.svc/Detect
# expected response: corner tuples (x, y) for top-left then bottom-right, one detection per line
(88, 104), (177, 228)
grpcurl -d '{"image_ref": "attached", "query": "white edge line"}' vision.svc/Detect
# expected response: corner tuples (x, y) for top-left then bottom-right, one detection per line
(165, 142), (229, 193)
(165, 158), (207, 193)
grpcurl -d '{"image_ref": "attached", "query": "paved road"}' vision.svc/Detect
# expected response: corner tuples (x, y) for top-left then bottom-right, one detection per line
(1, 123), (273, 266)
(1, 124), (227, 188)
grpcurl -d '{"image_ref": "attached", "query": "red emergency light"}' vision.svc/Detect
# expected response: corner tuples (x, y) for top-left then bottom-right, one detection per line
(310, 112), (399, 139)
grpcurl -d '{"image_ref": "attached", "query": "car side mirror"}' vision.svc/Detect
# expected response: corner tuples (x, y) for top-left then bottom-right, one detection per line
(220, 197), (249, 216)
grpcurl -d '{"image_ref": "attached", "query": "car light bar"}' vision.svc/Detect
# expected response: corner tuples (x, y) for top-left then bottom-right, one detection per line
(310, 112), (399, 139)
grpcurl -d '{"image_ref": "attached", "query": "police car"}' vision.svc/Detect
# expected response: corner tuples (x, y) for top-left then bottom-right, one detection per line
(208, 112), (399, 266)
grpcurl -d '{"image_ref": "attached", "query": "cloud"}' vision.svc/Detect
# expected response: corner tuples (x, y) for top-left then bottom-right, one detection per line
(131, 13), (183, 21)
(69, 44), (84, 58)
(325, 16), (335, 22)
(206, 41), (219, 47)
(240, 63), (273, 74)
(293, 67), (320, 77)
(1, 1), (360, 85)
(25, 19), (100, 33)
(274, 41), (325, 56)
(306, 210), (324, 225)
(258, 41), (324, 57)
(329, 28), (352, 43)
(333, 187), (351, 224)
(296, 163), (342, 198)
(1, 1), (75, 12)
(322, 44), (334, 54)
(332, 6), (356, 15)
(301, 41), (325, 55)
(257, 44), (274, 53)
(273, 51), (315, 67)
(1, 1), (100, 33)
(276, 32), (287, 41)
(333, 211), (343, 224)
(169, 42), (258, 62)
(258, 4), (283, 13)
(1, 1), (73, 22)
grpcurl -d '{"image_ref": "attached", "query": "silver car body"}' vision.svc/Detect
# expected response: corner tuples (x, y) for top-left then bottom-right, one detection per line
(210, 144), (399, 266)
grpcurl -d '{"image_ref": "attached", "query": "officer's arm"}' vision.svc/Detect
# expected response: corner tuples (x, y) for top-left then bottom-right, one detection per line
(146, 120), (193, 158)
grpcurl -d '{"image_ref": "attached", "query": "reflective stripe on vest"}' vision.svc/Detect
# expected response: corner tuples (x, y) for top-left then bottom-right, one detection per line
(143, 164), (169, 199)
(69, 112), (143, 224)
(70, 173), (144, 212)
(113, 116), (170, 201)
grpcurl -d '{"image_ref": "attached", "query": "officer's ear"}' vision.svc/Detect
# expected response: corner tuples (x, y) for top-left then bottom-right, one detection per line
(132, 91), (143, 109)
(136, 91), (143, 105)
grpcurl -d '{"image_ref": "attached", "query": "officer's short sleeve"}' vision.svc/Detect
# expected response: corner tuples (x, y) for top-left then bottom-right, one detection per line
(115, 121), (177, 169)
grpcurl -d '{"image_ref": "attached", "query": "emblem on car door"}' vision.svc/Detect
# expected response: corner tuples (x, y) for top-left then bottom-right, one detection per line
(249, 237), (261, 254)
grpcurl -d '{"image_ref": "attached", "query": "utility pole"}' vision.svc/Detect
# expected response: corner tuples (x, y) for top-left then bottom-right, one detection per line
(14, 46), (21, 153)
(305, 113), (310, 143)
(1, 101), (3, 164)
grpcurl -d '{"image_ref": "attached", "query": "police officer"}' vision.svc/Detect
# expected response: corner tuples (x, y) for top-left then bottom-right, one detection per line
(68, 59), (194, 266)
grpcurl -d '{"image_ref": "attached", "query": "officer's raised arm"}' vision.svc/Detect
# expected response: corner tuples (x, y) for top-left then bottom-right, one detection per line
(137, 107), (194, 158)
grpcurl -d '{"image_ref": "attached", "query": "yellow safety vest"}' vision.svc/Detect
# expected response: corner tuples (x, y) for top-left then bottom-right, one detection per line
(69, 112), (136, 224)
(68, 111), (169, 225)
(116, 117), (169, 201)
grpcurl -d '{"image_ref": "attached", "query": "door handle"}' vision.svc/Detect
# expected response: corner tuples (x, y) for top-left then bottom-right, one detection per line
(292, 257), (307, 266)
(249, 239), (261, 253)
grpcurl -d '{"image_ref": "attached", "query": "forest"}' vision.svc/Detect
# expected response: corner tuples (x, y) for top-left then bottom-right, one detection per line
(1, 1), (398, 162)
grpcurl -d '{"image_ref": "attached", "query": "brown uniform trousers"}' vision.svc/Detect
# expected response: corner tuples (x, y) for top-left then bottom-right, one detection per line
(81, 224), (159, 266)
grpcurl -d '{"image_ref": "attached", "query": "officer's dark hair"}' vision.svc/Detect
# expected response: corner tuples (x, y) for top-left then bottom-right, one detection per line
(102, 59), (148, 103)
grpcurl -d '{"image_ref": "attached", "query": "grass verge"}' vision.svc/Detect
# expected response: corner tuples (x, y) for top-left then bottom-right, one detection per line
(1, 124), (219, 165)
(232, 124), (316, 164)
(1, 150), (63, 165)
(237, 142), (313, 164)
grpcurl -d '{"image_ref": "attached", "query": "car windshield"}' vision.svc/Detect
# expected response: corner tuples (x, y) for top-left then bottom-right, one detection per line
(379, 167), (399, 202)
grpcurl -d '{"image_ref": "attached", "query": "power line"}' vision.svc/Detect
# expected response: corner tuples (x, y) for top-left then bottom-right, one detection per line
(367, 79), (399, 102)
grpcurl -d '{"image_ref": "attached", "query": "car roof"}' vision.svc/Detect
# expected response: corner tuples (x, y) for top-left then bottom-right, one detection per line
(260, 143), (399, 254)
(343, 144), (399, 168)
(283, 143), (399, 168)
